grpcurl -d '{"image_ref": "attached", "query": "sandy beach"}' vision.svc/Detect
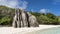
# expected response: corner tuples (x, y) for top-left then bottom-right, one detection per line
(0, 25), (60, 34)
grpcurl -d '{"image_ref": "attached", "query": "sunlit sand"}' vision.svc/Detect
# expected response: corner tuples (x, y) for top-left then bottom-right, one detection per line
(0, 25), (60, 34)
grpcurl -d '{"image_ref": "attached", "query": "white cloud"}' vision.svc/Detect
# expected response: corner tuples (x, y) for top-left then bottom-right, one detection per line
(19, 1), (28, 9)
(0, 0), (28, 9)
(53, 0), (60, 5)
(30, 9), (34, 12)
(40, 9), (50, 13)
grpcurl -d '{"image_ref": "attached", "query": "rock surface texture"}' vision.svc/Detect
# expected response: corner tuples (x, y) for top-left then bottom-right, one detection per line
(12, 9), (39, 28)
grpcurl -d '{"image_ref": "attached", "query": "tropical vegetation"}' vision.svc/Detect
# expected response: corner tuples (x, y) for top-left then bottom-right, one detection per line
(0, 6), (60, 26)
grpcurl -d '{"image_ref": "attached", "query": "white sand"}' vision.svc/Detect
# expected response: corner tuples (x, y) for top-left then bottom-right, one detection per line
(0, 25), (60, 34)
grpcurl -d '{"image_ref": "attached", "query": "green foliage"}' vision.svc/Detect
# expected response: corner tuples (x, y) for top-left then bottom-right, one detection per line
(46, 13), (56, 19)
(30, 12), (41, 17)
(0, 17), (11, 24)
(37, 15), (48, 24)
(0, 5), (60, 26)
(0, 17), (12, 26)
(30, 12), (59, 25)
(0, 6), (13, 26)
(57, 17), (60, 24)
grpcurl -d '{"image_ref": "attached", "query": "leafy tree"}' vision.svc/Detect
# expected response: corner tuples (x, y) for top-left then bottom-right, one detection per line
(0, 5), (60, 26)
(0, 17), (12, 26)
(46, 13), (56, 19)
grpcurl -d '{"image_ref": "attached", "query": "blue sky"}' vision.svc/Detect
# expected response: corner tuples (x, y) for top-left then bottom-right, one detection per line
(26, 0), (60, 16)
(0, 0), (60, 16)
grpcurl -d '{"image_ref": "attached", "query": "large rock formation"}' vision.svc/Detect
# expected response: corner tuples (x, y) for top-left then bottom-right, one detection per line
(12, 9), (39, 28)
(27, 12), (39, 27)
